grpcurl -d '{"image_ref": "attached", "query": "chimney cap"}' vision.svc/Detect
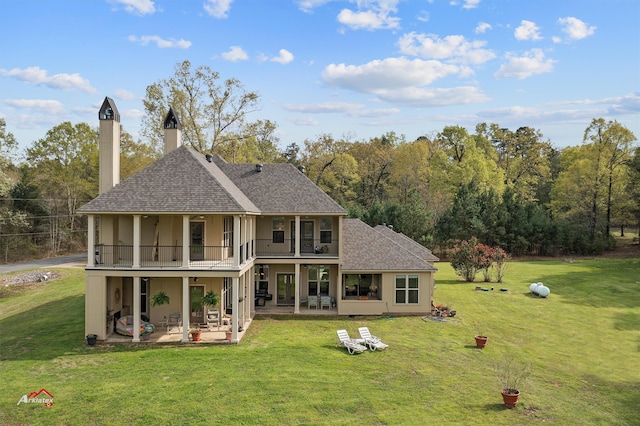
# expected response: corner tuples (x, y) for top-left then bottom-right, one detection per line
(163, 106), (182, 130)
(99, 97), (120, 122)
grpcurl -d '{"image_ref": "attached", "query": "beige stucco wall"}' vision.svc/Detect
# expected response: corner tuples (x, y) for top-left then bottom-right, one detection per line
(337, 271), (434, 316)
(85, 273), (107, 339)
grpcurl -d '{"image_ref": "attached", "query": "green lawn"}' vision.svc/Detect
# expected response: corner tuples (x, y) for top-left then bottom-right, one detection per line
(1, 258), (639, 425)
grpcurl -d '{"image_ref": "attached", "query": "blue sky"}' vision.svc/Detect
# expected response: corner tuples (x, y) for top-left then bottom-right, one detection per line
(1, 0), (638, 156)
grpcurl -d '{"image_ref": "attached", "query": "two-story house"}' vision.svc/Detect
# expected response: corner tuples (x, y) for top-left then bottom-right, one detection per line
(79, 97), (438, 344)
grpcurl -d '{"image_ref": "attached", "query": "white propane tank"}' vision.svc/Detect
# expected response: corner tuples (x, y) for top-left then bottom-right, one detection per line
(537, 285), (550, 297)
(530, 283), (539, 293)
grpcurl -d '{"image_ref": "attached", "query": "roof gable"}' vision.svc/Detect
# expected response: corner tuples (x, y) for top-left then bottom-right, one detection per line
(214, 157), (347, 215)
(79, 146), (259, 214)
(373, 225), (439, 262)
(341, 219), (437, 271)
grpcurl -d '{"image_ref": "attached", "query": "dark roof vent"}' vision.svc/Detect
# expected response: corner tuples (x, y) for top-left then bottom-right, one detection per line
(205, 154), (213, 163)
(256, 164), (263, 173)
(298, 165), (306, 173)
(388, 224), (394, 230)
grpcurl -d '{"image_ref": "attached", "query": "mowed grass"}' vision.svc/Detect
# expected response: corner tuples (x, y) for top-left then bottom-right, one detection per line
(0, 258), (639, 425)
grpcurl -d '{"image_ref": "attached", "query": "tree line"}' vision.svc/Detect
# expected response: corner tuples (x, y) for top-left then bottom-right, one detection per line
(1, 60), (638, 263)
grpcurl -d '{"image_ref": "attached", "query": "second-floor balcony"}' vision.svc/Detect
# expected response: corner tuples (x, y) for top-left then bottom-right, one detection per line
(254, 239), (338, 257)
(93, 238), (338, 269)
(94, 244), (240, 268)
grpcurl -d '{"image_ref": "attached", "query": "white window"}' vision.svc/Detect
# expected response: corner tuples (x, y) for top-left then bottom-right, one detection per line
(223, 216), (233, 247)
(272, 217), (285, 243)
(395, 275), (419, 304)
(320, 217), (333, 244)
(308, 266), (330, 296)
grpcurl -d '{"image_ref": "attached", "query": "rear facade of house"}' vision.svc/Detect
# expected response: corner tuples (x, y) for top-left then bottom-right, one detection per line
(79, 97), (438, 343)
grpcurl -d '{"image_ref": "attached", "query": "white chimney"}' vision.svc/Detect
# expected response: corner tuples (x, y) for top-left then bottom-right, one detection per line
(98, 97), (120, 194)
(163, 106), (182, 155)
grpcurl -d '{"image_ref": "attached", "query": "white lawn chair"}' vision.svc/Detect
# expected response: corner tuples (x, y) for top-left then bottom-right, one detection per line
(358, 327), (388, 351)
(336, 329), (367, 355)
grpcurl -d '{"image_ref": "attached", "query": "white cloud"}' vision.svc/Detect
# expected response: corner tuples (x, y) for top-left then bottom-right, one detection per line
(398, 32), (496, 65)
(222, 46), (249, 62)
(296, 0), (332, 13)
(4, 99), (65, 114)
(0, 66), (96, 93)
(376, 86), (489, 107)
(462, 0), (480, 9)
(558, 17), (596, 40)
(449, 0), (480, 9)
(289, 115), (319, 126)
(271, 49), (295, 64)
(337, 8), (400, 30)
(475, 22), (492, 34)
(114, 89), (136, 100)
(128, 35), (191, 49)
(204, 0), (234, 18)
(494, 48), (556, 79)
(515, 20), (542, 41)
(109, 0), (155, 15)
(283, 101), (400, 118)
(322, 57), (460, 93)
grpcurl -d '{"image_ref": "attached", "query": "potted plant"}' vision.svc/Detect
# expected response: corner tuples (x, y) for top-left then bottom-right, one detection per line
(474, 322), (488, 348)
(201, 290), (220, 310)
(151, 290), (170, 307)
(86, 334), (98, 346)
(189, 325), (202, 342)
(494, 356), (530, 408)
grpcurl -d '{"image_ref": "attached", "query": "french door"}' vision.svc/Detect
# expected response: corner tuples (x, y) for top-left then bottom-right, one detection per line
(190, 222), (204, 261)
(290, 220), (314, 253)
(277, 273), (295, 306)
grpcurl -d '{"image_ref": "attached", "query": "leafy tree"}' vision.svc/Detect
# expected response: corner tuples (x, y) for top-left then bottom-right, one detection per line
(120, 126), (159, 180)
(582, 118), (637, 237)
(141, 60), (260, 154)
(626, 148), (640, 233)
(348, 134), (395, 207)
(488, 124), (552, 201)
(25, 122), (98, 253)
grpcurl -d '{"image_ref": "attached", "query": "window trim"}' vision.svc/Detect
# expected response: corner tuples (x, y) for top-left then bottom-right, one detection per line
(395, 274), (419, 304)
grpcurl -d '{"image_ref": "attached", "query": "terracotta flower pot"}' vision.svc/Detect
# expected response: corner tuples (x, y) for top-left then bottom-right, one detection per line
(474, 335), (488, 348)
(225, 331), (233, 340)
(190, 331), (202, 342)
(501, 388), (520, 408)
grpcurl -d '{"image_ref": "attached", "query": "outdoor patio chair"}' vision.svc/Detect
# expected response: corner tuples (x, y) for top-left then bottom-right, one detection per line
(357, 327), (388, 351)
(206, 310), (220, 330)
(167, 312), (182, 334)
(336, 329), (367, 355)
(321, 296), (331, 310)
(308, 295), (318, 309)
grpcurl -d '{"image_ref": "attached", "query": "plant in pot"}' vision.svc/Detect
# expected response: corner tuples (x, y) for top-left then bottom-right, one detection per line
(189, 325), (202, 342)
(493, 355), (530, 408)
(151, 290), (170, 307)
(86, 334), (98, 346)
(474, 323), (488, 348)
(201, 290), (220, 311)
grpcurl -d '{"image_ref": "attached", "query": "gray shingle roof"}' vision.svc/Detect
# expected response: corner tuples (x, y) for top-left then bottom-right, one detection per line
(373, 225), (439, 262)
(341, 219), (437, 271)
(79, 146), (259, 214)
(213, 156), (347, 215)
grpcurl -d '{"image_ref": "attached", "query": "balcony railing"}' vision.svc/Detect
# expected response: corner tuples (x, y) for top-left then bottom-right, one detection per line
(94, 244), (239, 268)
(255, 239), (338, 257)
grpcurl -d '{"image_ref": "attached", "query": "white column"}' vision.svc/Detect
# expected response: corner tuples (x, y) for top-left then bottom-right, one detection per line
(294, 263), (301, 314)
(242, 215), (247, 263)
(248, 216), (253, 258)
(132, 276), (141, 342)
(87, 215), (95, 267)
(231, 277), (239, 342)
(295, 216), (300, 257)
(182, 276), (190, 342)
(182, 215), (190, 268)
(133, 215), (141, 268)
(233, 215), (241, 267)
